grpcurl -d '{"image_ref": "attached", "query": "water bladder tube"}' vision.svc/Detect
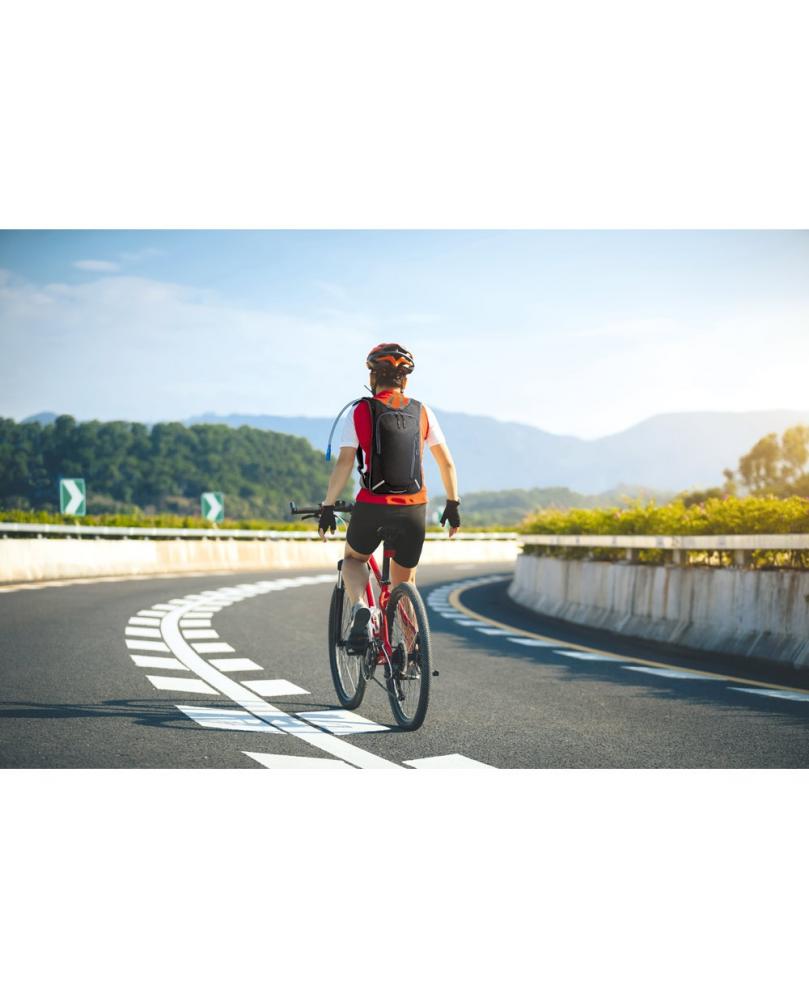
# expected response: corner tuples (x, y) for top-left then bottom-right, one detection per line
(325, 397), (364, 461)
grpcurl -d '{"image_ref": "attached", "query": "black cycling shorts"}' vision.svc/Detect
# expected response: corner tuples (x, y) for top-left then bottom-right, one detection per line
(346, 501), (427, 569)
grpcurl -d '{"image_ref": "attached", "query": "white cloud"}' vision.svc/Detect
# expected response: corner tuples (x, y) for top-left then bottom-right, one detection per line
(73, 259), (120, 272)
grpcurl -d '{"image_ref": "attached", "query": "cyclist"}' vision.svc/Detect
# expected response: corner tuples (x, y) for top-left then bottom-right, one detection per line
(318, 343), (461, 653)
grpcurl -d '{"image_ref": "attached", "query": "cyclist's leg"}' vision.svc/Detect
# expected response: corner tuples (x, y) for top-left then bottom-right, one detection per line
(342, 542), (372, 605)
(391, 559), (417, 587)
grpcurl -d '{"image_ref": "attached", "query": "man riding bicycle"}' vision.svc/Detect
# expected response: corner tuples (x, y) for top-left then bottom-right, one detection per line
(318, 343), (461, 654)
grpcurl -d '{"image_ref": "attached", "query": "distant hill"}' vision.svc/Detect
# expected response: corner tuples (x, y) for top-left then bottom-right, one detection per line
(185, 407), (809, 493)
(22, 411), (59, 425)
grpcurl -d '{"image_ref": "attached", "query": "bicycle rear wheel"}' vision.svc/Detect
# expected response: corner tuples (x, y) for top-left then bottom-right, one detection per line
(386, 581), (431, 730)
(328, 579), (366, 709)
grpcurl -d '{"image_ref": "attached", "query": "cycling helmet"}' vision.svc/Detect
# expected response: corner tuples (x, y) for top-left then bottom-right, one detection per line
(366, 342), (415, 373)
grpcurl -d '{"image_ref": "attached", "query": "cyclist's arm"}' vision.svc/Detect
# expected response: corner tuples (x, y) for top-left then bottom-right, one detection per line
(430, 443), (460, 537)
(323, 446), (356, 506)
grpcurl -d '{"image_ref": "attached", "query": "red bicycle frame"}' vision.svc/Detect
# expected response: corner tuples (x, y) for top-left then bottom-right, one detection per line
(363, 544), (418, 665)
(364, 548), (394, 660)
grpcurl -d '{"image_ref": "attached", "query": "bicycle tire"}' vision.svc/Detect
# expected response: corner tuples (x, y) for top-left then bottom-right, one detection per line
(328, 581), (366, 709)
(386, 581), (432, 730)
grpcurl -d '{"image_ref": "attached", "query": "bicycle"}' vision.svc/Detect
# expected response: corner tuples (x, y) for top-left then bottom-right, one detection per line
(290, 500), (434, 730)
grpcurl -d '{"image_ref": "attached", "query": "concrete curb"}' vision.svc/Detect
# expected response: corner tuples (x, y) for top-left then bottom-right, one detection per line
(0, 537), (520, 584)
(508, 554), (809, 669)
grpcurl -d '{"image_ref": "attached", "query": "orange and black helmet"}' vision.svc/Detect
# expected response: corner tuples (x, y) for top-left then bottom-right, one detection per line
(366, 342), (415, 374)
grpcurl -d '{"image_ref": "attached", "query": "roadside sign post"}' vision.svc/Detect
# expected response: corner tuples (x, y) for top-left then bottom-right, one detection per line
(59, 478), (86, 516)
(201, 492), (225, 523)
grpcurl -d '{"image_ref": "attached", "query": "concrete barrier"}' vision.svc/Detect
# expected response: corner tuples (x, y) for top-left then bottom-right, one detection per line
(509, 554), (809, 669)
(0, 537), (520, 584)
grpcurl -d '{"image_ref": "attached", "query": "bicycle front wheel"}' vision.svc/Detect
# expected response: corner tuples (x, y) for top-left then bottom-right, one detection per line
(386, 581), (432, 730)
(328, 581), (366, 709)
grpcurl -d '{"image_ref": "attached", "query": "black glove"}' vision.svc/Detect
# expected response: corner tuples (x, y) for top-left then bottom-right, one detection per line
(440, 499), (461, 529)
(318, 504), (337, 535)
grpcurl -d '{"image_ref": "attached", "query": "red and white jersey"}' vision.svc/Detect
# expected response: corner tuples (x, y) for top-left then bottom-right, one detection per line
(340, 390), (446, 505)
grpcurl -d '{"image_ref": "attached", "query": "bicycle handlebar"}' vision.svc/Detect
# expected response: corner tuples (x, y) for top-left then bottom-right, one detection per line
(289, 500), (355, 518)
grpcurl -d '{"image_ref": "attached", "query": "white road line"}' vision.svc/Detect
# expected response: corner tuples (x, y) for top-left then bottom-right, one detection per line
(130, 655), (189, 670)
(126, 639), (171, 652)
(403, 754), (496, 769)
(475, 627), (519, 636)
(128, 616), (160, 627)
(159, 603), (402, 768)
(137, 610), (168, 618)
(125, 626), (163, 638)
(506, 637), (559, 647)
(191, 641), (235, 653)
(176, 705), (280, 732)
(146, 675), (218, 694)
(623, 666), (716, 680)
(181, 613), (215, 620)
(243, 679), (310, 697)
(729, 686), (809, 703)
(151, 603), (183, 611)
(208, 657), (264, 673)
(243, 752), (353, 770)
(556, 650), (613, 661)
(181, 629), (219, 639)
(297, 710), (389, 735)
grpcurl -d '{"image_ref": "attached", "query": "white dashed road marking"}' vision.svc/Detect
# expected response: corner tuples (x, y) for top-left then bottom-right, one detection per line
(209, 657), (264, 673)
(506, 637), (558, 647)
(729, 687), (809, 703)
(403, 754), (496, 769)
(244, 752), (353, 770)
(191, 641), (235, 653)
(126, 639), (171, 652)
(623, 666), (716, 680)
(130, 655), (189, 670)
(125, 627), (163, 638)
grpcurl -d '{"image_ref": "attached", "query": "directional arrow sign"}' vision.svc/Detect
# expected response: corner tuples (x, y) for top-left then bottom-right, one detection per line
(201, 492), (224, 523)
(59, 478), (86, 516)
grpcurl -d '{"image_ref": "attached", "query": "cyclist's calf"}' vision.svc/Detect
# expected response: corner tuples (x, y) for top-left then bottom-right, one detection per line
(342, 543), (371, 605)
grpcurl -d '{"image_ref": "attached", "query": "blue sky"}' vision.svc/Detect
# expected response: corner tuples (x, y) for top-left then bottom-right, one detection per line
(1, 230), (807, 438)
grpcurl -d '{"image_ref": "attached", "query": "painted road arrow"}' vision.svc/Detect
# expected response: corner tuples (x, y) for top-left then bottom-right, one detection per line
(59, 478), (86, 516)
(201, 492), (224, 522)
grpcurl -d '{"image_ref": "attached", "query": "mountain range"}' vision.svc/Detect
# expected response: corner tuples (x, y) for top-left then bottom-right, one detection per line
(182, 408), (809, 494)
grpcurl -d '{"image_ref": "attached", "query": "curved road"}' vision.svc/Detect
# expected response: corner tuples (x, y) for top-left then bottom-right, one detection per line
(1, 562), (808, 768)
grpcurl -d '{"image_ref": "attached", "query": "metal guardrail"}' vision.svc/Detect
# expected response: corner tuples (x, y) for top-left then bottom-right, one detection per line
(519, 533), (809, 550)
(2, 523), (807, 551)
(0, 521), (519, 542)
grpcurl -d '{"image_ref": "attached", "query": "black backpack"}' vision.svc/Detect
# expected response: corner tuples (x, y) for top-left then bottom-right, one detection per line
(357, 397), (424, 495)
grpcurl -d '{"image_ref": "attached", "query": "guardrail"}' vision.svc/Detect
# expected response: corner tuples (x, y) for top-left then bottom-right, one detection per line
(519, 533), (809, 566)
(0, 521), (519, 542)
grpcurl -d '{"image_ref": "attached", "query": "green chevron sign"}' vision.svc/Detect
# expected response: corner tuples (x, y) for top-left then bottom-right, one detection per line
(201, 492), (224, 523)
(59, 478), (86, 516)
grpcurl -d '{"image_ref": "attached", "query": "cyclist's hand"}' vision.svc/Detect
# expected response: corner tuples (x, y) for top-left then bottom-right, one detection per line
(318, 504), (337, 540)
(440, 499), (460, 537)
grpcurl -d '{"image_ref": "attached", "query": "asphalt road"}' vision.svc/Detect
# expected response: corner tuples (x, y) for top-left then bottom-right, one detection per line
(1, 562), (808, 768)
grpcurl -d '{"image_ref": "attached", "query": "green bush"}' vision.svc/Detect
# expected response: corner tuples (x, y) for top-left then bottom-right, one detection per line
(520, 496), (809, 569)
